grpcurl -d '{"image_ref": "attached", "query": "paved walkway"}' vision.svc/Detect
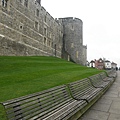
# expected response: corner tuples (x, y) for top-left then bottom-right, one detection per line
(79, 71), (120, 120)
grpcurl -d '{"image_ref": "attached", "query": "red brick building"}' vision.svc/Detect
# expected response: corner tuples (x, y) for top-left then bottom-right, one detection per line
(95, 58), (104, 70)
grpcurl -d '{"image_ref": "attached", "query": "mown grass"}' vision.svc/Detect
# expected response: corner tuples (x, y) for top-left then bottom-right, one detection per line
(0, 56), (104, 119)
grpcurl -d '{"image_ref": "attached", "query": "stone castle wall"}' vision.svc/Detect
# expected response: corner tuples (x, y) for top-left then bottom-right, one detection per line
(0, 0), (63, 57)
(0, 0), (87, 65)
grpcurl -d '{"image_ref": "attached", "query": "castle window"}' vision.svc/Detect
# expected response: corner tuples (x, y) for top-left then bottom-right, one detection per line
(48, 41), (51, 46)
(44, 27), (47, 36)
(59, 45), (61, 49)
(36, 9), (39, 17)
(24, 0), (28, 7)
(49, 33), (51, 38)
(35, 21), (39, 30)
(68, 55), (70, 61)
(76, 51), (79, 58)
(52, 42), (53, 47)
(19, 22), (24, 30)
(44, 37), (47, 45)
(44, 15), (47, 22)
(2, 0), (8, 7)
(71, 43), (74, 48)
(19, 25), (23, 29)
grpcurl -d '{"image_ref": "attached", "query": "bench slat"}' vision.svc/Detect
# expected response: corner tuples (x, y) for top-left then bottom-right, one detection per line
(100, 72), (114, 82)
(89, 74), (110, 88)
(2, 74), (114, 120)
(106, 70), (117, 78)
(7, 95), (70, 119)
(6, 90), (69, 114)
(2, 85), (87, 120)
(4, 86), (68, 108)
(68, 78), (102, 102)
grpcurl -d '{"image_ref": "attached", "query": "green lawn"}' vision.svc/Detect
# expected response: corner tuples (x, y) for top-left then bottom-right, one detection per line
(0, 56), (104, 119)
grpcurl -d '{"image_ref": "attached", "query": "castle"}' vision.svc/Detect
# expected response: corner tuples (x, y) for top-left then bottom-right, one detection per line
(0, 0), (87, 65)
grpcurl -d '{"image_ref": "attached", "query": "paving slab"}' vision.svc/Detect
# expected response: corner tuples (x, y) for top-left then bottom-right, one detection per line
(109, 101), (120, 114)
(80, 110), (109, 120)
(102, 96), (120, 101)
(91, 103), (110, 112)
(103, 92), (118, 98)
(108, 113), (120, 120)
(96, 98), (112, 105)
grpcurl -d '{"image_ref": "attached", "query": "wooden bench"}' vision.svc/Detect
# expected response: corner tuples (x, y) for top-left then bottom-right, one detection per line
(106, 70), (117, 78)
(1, 85), (87, 120)
(68, 78), (103, 103)
(1, 74), (115, 120)
(89, 74), (111, 88)
(99, 72), (114, 82)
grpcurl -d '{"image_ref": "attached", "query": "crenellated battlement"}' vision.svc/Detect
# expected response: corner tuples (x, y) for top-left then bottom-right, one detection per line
(59, 17), (83, 23)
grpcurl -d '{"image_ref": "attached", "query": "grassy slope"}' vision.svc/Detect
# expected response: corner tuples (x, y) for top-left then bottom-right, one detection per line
(0, 56), (104, 119)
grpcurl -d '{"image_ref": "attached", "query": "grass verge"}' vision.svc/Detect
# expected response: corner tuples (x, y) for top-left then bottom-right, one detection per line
(0, 56), (104, 119)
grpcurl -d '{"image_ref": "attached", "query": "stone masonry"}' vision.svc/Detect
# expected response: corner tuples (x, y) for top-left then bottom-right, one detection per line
(0, 0), (87, 65)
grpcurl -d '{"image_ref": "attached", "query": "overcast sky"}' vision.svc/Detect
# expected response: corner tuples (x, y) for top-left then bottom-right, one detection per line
(42, 0), (120, 67)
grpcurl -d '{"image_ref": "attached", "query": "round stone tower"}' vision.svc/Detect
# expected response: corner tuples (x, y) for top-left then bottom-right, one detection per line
(59, 17), (85, 64)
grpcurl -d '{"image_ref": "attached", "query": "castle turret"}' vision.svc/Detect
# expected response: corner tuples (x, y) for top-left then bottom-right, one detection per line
(59, 17), (86, 65)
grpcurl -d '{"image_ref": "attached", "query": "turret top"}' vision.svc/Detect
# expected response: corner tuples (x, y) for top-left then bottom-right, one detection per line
(35, 0), (41, 5)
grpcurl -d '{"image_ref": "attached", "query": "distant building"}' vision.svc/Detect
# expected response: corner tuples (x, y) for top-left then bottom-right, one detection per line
(104, 60), (111, 70)
(89, 58), (117, 70)
(86, 61), (90, 67)
(111, 62), (117, 69)
(95, 58), (104, 70)
(90, 60), (95, 68)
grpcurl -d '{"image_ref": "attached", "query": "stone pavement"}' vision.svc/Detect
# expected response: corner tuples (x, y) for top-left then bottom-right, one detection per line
(79, 71), (120, 120)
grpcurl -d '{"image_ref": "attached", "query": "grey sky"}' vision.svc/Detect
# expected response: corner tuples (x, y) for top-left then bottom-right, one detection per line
(42, 0), (120, 66)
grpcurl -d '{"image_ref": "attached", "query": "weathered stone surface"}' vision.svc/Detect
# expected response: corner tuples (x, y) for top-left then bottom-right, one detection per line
(108, 113), (120, 120)
(0, 0), (87, 65)
(109, 101), (120, 114)
(80, 110), (109, 120)
(96, 98), (112, 105)
(91, 103), (110, 112)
